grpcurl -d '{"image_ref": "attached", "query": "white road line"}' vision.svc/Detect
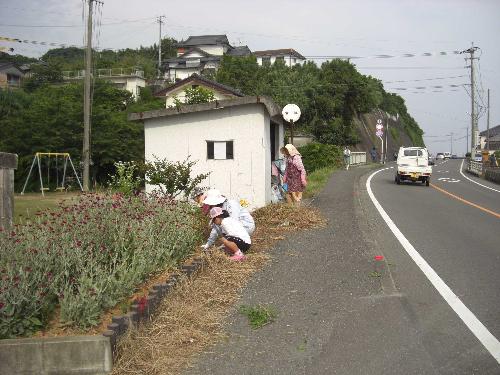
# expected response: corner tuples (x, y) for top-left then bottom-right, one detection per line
(367, 168), (500, 364)
(459, 159), (500, 193)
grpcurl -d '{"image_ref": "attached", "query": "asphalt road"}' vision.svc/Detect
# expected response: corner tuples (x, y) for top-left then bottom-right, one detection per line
(367, 158), (500, 373)
(184, 162), (500, 375)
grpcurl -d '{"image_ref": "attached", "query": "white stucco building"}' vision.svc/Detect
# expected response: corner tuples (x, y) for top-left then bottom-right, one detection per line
(62, 68), (146, 100)
(155, 73), (243, 107)
(129, 96), (284, 208)
(254, 49), (307, 67)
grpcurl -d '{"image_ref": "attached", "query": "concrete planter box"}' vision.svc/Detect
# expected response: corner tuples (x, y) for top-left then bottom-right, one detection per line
(0, 336), (112, 375)
(0, 256), (206, 374)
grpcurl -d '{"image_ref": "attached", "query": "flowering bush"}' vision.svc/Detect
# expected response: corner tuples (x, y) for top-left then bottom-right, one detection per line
(0, 192), (204, 338)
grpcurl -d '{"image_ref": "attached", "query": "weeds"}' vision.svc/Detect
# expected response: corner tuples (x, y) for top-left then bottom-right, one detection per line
(239, 304), (277, 329)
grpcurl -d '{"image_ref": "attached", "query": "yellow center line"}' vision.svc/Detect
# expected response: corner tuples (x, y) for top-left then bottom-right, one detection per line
(430, 183), (500, 219)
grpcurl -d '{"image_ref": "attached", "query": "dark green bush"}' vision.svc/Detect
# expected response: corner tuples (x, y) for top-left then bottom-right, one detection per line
(298, 143), (343, 173)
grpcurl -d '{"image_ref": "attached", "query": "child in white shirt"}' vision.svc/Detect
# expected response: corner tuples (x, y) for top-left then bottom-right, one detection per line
(209, 207), (251, 261)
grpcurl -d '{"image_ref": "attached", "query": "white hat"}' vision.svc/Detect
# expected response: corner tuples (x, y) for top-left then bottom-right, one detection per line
(203, 189), (226, 206)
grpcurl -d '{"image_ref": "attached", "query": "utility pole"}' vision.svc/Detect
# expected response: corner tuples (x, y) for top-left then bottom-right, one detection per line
(465, 126), (468, 157)
(157, 15), (165, 79)
(486, 88), (490, 150)
(450, 132), (453, 155)
(461, 43), (479, 157)
(384, 118), (389, 163)
(82, 0), (94, 192)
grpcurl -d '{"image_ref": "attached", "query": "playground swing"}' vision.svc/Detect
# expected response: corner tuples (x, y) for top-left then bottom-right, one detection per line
(21, 152), (83, 196)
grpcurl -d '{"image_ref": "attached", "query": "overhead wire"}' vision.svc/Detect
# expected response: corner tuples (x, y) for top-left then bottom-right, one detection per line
(383, 74), (467, 83)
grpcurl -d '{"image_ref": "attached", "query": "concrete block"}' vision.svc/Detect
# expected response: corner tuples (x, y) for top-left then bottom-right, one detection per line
(0, 152), (18, 169)
(111, 316), (126, 336)
(0, 335), (112, 374)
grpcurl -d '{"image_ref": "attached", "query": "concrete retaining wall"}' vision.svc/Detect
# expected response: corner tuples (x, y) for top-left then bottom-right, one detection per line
(0, 335), (112, 375)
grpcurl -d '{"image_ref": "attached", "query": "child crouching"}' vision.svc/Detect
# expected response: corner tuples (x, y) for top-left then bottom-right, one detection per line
(209, 207), (251, 261)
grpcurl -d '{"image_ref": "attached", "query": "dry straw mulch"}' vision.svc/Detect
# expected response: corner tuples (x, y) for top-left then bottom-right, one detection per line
(112, 203), (326, 375)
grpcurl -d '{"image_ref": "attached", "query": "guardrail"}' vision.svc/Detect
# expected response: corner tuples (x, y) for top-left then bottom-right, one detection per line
(468, 160), (483, 176)
(62, 68), (144, 80)
(350, 152), (367, 166)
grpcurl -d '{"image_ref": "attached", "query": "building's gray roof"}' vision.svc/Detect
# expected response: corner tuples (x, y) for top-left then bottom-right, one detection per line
(227, 46), (252, 56)
(253, 48), (306, 60)
(155, 73), (243, 98)
(178, 35), (230, 47)
(129, 96), (282, 125)
(480, 124), (500, 138)
(0, 62), (24, 75)
(177, 47), (213, 58)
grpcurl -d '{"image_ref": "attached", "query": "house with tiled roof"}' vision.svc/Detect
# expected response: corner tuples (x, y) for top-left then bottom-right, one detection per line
(0, 62), (24, 89)
(162, 35), (251, 82)
(155, 73), (243, 107)
(253, 48), (306, 67)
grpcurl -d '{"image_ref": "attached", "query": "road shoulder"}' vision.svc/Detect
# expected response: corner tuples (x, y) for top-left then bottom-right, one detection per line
(184, 165), (440, 375)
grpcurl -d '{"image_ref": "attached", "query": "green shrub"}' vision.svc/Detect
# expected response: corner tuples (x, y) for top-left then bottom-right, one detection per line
(298, 143), (343, 173)
(144, 157), (210, 199)
(108, 161), (142, 196)
(0, 193), (204, 337)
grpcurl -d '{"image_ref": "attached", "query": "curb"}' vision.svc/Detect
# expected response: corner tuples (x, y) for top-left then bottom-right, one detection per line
(103, 256), (207, 356)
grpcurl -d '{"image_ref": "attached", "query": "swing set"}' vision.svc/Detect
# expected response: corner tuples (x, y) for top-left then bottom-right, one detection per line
(21, 152), (83, 196)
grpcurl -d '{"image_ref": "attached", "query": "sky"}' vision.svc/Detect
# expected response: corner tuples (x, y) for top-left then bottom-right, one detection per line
(1, 0), (499, 155)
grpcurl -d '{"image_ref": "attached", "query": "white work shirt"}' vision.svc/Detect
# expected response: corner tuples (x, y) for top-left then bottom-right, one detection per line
(220, 217), (251, 244)
(205, 199), (255, 247)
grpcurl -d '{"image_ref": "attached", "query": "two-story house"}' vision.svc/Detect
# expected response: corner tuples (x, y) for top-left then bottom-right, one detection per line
(253, 49), (306, 67)
(162, 35), (251, 82)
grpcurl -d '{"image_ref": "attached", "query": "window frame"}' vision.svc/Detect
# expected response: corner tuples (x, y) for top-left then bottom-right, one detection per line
(206, 140), (234, 160)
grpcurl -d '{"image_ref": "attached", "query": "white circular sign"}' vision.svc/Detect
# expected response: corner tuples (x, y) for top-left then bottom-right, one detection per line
(376, 124), (384, 130)
(282, 104), (301, 123)
(377, 119), (382, 124)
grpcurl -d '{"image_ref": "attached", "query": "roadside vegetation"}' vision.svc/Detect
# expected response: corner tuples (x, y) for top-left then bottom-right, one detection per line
(0, 160), (208, 339)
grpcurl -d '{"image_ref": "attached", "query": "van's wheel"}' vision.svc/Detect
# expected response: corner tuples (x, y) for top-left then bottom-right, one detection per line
(396, 174), (401, 185)
(426, 178), (430, 187)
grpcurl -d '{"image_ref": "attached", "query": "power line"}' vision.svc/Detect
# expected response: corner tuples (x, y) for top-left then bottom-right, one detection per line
(383, 74), (467, 83)
(387, 83), (466, 90)
(0, 17), (156, 28)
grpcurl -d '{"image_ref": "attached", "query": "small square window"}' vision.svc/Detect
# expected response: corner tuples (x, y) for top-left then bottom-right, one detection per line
(207, 141), (234, 160)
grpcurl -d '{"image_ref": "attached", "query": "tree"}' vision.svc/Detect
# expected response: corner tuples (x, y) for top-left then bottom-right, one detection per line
(0, 81), (148, 190)
(173, 86), (216, 107)
(22, 61), (64, 92)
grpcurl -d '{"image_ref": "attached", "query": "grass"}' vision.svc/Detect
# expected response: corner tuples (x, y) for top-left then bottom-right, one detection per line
(13, 192), (80, 223)
(239, 304), (277, 329)
(304, 166), (337, 198)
